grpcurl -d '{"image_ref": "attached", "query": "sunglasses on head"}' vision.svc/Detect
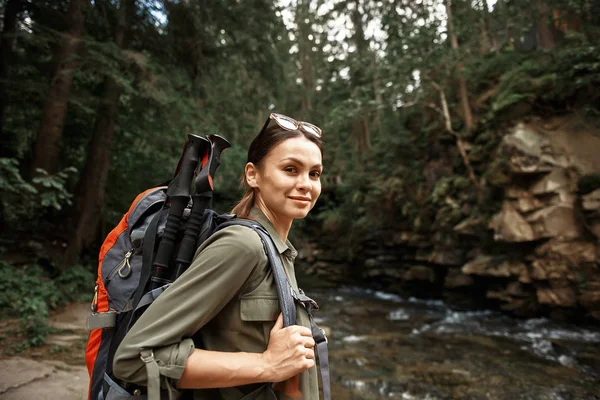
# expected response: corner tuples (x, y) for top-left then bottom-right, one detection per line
(259, 113), (322, 138)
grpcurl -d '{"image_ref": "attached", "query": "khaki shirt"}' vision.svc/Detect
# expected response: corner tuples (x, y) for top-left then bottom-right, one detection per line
(113, 208), (319, 399)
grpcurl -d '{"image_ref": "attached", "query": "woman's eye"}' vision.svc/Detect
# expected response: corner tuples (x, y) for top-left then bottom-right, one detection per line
(310, 171), (321, 178)
(284, 167), (296, 173)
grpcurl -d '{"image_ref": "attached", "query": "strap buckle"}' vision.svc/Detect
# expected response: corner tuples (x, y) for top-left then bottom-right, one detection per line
(295, 288), (319, 311)
(319, 328), (328, 344)
(140, 349), (155, 363)
(303, 298), (319, 312)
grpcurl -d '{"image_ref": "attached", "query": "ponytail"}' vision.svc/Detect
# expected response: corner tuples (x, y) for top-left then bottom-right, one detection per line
(230, 174), (256, 219)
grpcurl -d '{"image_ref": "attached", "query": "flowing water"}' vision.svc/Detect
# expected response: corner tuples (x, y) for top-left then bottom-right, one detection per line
(307, 286), (600, 400)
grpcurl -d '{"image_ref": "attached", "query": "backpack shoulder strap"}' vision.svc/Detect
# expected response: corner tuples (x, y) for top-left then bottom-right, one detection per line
(216, 219), (297, 327)
(218, 219), (331, 400)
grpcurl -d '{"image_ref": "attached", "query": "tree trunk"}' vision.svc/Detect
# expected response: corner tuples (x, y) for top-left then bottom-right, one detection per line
(350, 0), (371, 154)
(352, 116), (370, 154)
(373, 59), (383, 134)
(535, 0), (556, 50)
(30, 0), (87, 177)
(64, 0), (135, 266)
(0, 0), (23, 156)
(476, 0), (492, 54)
(430, 81), (483, 203)
(296, 0), (313, 118)
(481, 0), (499, 54)
(446, 0), (474, 133)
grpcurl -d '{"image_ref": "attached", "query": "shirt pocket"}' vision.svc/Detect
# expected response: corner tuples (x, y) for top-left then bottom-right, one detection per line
(240, 296), (280, 322)
(240, 294), (280, 345)
(239, 268), (279, 322)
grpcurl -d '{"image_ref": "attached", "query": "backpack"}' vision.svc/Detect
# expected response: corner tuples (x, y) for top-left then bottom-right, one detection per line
(84, 134), (330, 400)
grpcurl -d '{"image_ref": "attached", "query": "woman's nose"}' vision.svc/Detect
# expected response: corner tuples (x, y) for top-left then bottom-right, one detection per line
(296, 173), (312, 191)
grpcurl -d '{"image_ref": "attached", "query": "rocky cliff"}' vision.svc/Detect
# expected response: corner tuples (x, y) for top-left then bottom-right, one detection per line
(302, 116), (600, 322)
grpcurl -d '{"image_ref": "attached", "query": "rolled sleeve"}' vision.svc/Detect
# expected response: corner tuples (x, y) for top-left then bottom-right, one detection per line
(154, 339), (195, 380)
(113, 225), (265, 388)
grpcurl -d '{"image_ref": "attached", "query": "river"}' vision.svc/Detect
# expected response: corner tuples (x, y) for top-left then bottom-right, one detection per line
(304, 285), (600, 400)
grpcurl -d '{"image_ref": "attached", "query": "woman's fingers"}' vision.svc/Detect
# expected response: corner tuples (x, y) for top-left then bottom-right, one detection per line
(304, 348), (315, 359)
(300, 327), (313, 336)
(263, 321), (318, 381)
(304, 337), (315, 348)
(271, 313), (284, 333)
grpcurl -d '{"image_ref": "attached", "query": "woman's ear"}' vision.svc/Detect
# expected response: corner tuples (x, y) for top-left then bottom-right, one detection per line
(245, 162), (259, 188)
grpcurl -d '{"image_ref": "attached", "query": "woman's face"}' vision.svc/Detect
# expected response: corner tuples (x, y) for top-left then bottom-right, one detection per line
(249, 136), (323, 224)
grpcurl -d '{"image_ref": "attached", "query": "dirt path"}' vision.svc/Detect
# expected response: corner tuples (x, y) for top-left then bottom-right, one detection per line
(0, 303), (90, 400)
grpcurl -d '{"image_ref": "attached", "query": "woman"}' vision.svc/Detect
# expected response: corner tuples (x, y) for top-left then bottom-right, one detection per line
(113, 113), (324, 399)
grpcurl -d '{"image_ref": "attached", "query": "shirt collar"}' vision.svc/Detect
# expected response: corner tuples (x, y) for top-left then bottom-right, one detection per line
(248, 208), (297, 258)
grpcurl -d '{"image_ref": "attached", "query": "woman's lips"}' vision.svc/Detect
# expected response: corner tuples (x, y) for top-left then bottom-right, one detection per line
(289, 196), (311, 202)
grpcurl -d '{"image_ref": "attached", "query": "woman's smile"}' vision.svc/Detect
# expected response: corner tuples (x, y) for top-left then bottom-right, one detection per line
(288, 195), (311, 205)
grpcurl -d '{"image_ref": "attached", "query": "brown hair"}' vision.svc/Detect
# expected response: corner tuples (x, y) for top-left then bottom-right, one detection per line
(231, 124), (324, 218)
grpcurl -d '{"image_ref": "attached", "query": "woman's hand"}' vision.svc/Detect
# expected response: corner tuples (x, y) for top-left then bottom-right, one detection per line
(261, 313), (315, 382)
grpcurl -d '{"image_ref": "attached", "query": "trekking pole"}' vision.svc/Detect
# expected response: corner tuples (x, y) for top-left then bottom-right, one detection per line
(172, 134), (231, 279)
(150, 134), (210, 290)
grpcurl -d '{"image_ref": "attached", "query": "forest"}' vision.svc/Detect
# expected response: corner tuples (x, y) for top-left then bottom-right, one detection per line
(1, 0), (599, 356)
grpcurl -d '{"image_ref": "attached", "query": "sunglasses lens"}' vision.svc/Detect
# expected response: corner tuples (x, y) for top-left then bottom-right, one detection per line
(274, 115), (298, 130)
(301, 122), (321, 137)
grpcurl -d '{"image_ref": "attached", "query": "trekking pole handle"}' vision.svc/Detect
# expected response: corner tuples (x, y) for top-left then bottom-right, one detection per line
(154, 134), (208, 270)
(173, 135), (231, 276)
(195, 134), (231, 194)
(173, 199), (206, 265)
(174, 148), (212, 267)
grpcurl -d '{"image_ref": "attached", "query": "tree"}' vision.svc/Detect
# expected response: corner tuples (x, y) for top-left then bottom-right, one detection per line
(535, 0), (556, 50)
(0, 0), (24, 155)
(349, 0), (372, 154)
(65, 0), (135, 265)
(294, 0), (316, 117)
(29, 0), (88, 177)
(445, 0), (474, 133)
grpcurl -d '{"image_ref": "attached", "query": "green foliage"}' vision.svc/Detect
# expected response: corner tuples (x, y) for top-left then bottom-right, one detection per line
(0, 263), (61, 318)
(431, 176), (471, 205)
(431, 176), (472, 229)
(54, 266), (95, 303)
(0, 159), (76, 225)
(483, 156), (511, 187)
(0, 262), (57, 348)
(487, 44), (600, 118)
(316, 180), (373, 261)
(18, 297), (50, 348)
(0, 261), (94, 348)
(32, 167), (77, 210)
(0, 158), (38, 223)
